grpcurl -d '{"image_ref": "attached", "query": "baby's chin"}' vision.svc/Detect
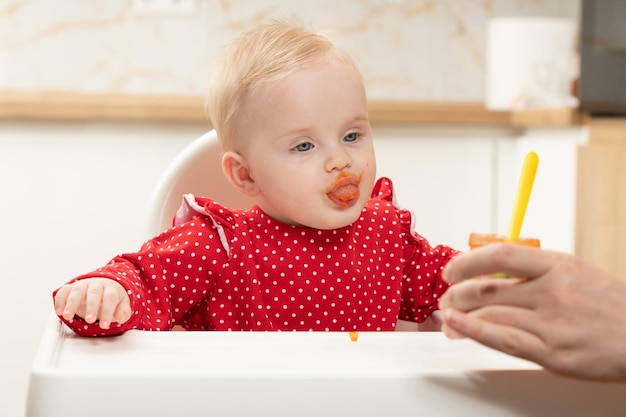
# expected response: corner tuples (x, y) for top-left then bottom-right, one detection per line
(302, 205), (365, 230)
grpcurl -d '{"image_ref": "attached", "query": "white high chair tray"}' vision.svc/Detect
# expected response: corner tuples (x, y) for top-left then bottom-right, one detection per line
(27, 315), (625, 417)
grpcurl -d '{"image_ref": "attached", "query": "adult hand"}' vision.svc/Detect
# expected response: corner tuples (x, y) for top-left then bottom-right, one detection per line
(54, 277), (131, 330)
(439, 243), (626, 381)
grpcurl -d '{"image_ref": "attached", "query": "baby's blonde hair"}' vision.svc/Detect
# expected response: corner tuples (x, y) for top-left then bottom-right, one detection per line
(206, 18), (359, 151)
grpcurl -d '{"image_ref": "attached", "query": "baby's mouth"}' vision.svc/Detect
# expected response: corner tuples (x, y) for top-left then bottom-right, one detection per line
(326, 172), (361, 207)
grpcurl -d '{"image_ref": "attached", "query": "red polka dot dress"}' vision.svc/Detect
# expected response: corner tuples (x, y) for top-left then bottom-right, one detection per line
(54, 178), (459, 336)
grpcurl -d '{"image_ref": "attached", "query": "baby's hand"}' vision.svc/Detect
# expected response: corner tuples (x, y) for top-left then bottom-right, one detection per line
(54, 277), (131, 329)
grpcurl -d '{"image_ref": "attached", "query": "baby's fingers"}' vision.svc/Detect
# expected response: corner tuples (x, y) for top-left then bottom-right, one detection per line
(84, 282), (105, 324)
(113, 297), (132, 327)
(53, 285), (73, 318)
(59, 282), (89, 321)
(98, 284), (130, 329)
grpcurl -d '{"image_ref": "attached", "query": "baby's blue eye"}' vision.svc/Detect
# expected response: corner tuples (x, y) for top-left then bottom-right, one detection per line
(344, 132), (359, 142)
(294, 142), (313, 152)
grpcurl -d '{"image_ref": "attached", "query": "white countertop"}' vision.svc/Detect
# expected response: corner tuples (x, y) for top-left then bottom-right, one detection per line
(27, 315), (626, 417)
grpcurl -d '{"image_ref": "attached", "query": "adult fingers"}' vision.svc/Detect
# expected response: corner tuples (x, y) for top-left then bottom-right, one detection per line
(439, 277), (527, 312)
(443, 244), (556, 284)
(442, 308), (548, 365)
(444, 296), (553, 345)
(463, 304), (545, 338)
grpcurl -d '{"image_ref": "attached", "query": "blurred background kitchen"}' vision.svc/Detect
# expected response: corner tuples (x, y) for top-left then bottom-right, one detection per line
(4, 0), (626, 415)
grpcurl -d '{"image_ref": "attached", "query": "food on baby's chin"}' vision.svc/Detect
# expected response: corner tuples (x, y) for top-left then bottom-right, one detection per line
(349, 331), (359, 342)
(468, 233), (541, 250)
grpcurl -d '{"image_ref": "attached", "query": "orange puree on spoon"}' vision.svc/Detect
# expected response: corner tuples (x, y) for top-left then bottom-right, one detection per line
(326, 172), (360, 207)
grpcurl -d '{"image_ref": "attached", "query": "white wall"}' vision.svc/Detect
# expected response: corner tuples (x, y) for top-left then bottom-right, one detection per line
(0, 121), (207, 416)
(0, 121), (583, 416)
(0, 1), (580, 101)
(373, 125), (503, 249)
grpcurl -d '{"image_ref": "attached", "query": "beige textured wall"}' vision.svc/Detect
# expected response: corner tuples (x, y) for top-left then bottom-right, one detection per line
(1, 0), (579, 101)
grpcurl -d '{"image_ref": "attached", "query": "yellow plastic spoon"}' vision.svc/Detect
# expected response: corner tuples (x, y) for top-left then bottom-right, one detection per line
(506, 151), (539, 242)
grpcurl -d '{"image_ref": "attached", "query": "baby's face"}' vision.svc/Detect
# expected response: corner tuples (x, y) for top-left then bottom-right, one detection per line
(238, 57), (376, 229)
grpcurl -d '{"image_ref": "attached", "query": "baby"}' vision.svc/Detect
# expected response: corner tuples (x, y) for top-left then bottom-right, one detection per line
(53, 18), (459, 335)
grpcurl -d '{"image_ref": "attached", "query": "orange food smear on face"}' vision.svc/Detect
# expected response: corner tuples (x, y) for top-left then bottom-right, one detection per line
(349, 331), (359, 342)
(327, 172), (362, 207)
(331, 185), (358, 206)
(327, 171), (360, 188)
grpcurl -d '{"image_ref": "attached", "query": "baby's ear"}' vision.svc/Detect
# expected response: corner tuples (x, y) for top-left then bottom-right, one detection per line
(222, 151), (260, 197)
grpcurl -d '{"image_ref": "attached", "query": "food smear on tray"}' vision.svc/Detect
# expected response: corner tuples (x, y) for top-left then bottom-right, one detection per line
(349, 331), (359, 342)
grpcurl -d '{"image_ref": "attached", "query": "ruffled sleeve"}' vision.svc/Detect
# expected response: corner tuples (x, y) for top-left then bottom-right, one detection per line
(174, 194), (240, 258)
(370, 177), (395, 202)
(371, 177), (418, 234)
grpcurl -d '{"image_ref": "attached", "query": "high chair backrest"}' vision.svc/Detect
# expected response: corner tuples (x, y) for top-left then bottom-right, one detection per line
(145, 130), (254, 236)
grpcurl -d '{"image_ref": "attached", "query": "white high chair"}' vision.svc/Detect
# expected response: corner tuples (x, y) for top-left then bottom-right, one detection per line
(145, 129), (254, 236)
(145, 129), (424, 331)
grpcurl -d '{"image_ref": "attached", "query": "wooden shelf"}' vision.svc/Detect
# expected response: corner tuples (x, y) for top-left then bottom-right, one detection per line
(0, 92), (208, 123)
(366, 100), (511, 126)
(0, 91), (582, 127)
(510, 107), (582, 127)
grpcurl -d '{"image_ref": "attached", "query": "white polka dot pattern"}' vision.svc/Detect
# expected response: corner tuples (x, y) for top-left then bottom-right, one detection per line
(56, 178), (459, 336)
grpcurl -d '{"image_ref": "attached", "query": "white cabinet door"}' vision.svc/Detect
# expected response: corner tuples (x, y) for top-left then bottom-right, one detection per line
(495, 127), (586, 253)
(373, 125), (500, 251)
